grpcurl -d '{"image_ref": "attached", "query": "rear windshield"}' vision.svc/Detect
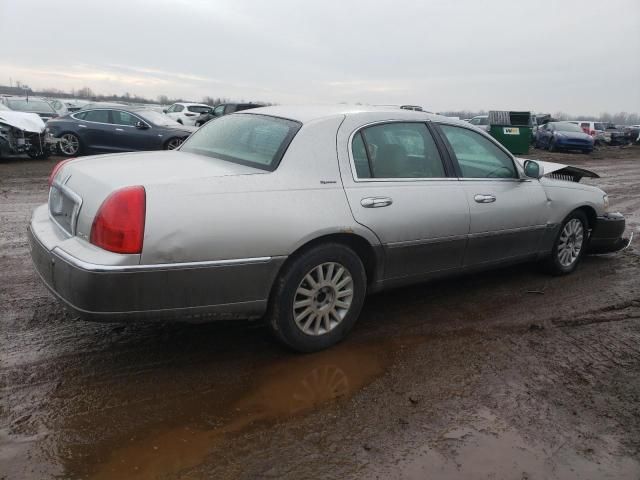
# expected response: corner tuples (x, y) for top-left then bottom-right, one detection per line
(6, 99), (55, 114)
(188, 105), (211, 113)
(180, 114), (301, 171)
(555, 122), (583, 133)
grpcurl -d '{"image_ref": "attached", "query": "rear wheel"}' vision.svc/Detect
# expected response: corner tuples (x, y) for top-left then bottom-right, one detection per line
(548, 138), (557, 152)
(58, 133), (82, 156)
(267, 243), (367, 352)
(544, 210), (589, 275)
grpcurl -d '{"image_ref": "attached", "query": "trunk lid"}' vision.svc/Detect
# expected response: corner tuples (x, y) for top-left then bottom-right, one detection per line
(50, 150), (266, 238)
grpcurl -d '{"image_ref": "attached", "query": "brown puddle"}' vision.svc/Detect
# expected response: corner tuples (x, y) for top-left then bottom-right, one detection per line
(74, 336), (420, 480)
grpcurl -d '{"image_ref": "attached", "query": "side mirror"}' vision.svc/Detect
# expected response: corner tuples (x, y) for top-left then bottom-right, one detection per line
(162, 109), (168, 113)
(523, 160), (543, 179)
(135, 121), (149, 130)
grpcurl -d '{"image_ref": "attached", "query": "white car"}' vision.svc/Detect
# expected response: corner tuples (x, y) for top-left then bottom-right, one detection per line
(468, 115), (490, 131)
(163, 102), (212, 126)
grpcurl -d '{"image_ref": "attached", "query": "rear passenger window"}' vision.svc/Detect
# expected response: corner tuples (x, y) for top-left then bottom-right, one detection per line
(353, 122), (446, 179)
(352, 132), (371, 178)
(84, 110), (110, 123)
(439, 125), (516, 179)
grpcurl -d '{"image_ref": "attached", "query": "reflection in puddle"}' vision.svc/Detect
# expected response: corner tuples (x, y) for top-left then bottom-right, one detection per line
(85, 339), (408, 480)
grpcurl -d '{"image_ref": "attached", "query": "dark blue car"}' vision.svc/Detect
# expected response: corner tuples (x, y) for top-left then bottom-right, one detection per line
(535, 121), (594, 153)
(46, 106), (196, 157)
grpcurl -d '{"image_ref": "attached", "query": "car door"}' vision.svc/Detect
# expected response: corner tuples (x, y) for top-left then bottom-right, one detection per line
(339, 120), (470, 282)
(111, 110), (155, 151)
(81, 109), (119, 152)
(435, 123), (548, 266)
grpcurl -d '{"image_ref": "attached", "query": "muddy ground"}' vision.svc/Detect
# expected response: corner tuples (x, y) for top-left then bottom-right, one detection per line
(1, 146), (639, 479)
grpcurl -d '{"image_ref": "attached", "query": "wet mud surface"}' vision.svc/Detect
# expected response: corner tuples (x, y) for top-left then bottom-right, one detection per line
(1, 147), (640, 479)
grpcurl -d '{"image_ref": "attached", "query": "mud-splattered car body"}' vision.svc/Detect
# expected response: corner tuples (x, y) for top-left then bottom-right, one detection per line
(27, 106), (628, 351)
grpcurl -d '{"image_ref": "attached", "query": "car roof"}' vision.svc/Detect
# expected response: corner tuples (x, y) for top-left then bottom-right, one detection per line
(238, 104), (458, 125)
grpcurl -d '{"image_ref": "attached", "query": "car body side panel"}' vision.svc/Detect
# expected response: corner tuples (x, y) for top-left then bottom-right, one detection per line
(141, 115), (380, 265)
(335, 114), (470, 281)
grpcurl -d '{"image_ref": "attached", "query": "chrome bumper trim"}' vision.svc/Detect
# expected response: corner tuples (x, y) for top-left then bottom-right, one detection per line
(52, 246), (273, 273)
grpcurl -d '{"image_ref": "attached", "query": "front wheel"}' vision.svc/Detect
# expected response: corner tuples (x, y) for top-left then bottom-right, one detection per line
(164, 137), (183, 150)
(267, 243), (367, 352)
(544, 211), (589, 275)
(58, 133), (82, 157)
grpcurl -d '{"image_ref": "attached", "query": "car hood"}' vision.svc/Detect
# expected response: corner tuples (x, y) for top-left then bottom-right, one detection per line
(161, 124), (197, 134)
(554, 131), (592, 140)
(0, 110), (46, 133)
(515, 158), (599, 182)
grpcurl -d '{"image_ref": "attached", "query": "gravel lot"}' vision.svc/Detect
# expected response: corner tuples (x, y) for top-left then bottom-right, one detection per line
(1, 146), (639, 479)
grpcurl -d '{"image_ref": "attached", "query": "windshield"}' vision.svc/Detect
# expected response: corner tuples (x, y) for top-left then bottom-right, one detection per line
(6, 99), (55, 114)
(555, 122), (583, 133)
(594, 122), (605, 131)
(137, 110), (182, 126)
(180, 114), (301, 171)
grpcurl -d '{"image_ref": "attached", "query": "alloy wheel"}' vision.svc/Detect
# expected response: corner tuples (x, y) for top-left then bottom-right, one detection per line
(292, 262), (354, 336)
(59, 134), (79, 155)
(166, 138), (183, 150)
(557, 218), (584, 267)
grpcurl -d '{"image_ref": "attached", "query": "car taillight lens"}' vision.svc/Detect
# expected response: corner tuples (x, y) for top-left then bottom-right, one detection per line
(590, 130), (596, 136)
(48, 159), (73, 186)
(90, 186), (146, 254)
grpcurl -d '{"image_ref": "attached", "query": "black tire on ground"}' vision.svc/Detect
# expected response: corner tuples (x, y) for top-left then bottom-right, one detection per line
(267, 243), (367, 353)
(57, 132), (82, 157)
(543, 210), (589, 276)
(548, 138), (556, 152)
(164, 137), (183, 150)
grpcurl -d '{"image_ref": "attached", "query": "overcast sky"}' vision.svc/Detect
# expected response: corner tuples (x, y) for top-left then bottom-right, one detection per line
(1, 0), (638, 115)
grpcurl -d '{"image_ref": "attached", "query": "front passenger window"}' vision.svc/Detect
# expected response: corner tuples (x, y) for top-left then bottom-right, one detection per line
(439, 125), (516, 179)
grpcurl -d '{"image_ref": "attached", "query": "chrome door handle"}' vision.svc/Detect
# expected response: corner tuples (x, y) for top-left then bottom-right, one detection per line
(78, 124), (87, 128)
(474, 194), (496, 203)
(115, 128), (124, 132)
(361, 197), (393, 208)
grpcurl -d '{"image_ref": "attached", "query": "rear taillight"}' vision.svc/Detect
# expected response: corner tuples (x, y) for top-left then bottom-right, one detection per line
(90, 186), (146, 254)
(48, 159), (73, 186)
(590, 129), (596, 136)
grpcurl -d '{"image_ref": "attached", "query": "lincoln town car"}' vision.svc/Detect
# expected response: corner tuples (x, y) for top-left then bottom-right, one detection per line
(29, 106), (628, 352)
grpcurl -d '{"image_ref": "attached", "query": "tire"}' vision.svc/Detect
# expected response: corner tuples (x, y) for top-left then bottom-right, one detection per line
(548, 138), (556, 152)
(543, 210), (589, 275)
(58, 132), (82, 157)
(164, 137), (183, 150)
(267, 243), (367, 352)
(177, 119), (183, 125)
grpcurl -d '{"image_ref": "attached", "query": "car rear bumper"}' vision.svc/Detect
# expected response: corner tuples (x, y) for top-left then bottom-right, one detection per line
(28, 213), (284, 322)
(588, 212), (630, 254)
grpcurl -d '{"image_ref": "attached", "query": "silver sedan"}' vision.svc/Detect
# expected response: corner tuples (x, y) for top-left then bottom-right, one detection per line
(29, 106), (627, 352)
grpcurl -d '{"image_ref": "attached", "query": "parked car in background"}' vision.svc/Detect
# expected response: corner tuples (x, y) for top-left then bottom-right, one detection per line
(0, 103), (57, 158)
(164, 102), (212, 126)
(65, 99), (91, 112)
(30, 106), (626, 352)
(1, 97), (59, 122)
(79, 101), (129, 111)
(536, 121), (594, 153)
(468, 115), (489, 131)
(46, 106), (195, 156)
(603, 124), (630, 146)
(194, 103), (261, 126)
(571, 120), (606, 145)
(46, 98), (70, 117)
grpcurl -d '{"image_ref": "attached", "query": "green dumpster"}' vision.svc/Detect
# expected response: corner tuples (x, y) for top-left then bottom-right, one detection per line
(488, 111), (531, 155)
